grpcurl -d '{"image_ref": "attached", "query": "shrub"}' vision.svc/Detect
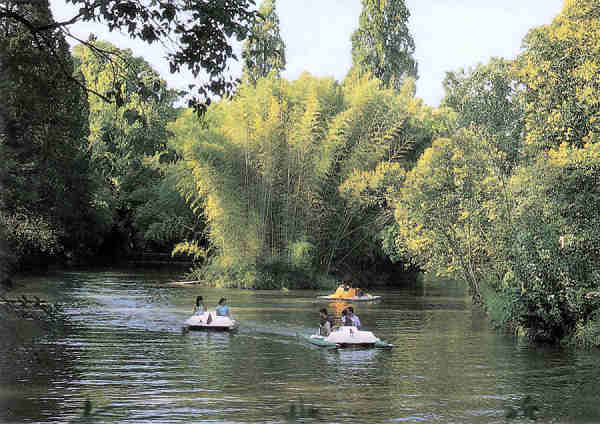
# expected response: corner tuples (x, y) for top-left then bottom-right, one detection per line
(570, 312), (600, 349)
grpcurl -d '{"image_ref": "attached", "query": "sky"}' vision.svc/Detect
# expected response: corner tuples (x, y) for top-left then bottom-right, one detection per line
(49, 0), (564, 107)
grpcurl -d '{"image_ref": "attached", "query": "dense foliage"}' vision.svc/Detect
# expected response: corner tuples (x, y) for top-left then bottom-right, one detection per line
(72, 40), (200, 256)
(516, 0), (600, 155)
(1, 1), (207, 268)
(0, 0), (94, 268)
(169, 72), (446, 288)
(394, 0), (600, 347)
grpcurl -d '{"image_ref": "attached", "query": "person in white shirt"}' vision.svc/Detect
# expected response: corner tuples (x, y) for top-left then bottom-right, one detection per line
(346, 306), (361, 329)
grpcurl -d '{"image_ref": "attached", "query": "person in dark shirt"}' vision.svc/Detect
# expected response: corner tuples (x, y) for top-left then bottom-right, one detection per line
(319, 308), (331, 336)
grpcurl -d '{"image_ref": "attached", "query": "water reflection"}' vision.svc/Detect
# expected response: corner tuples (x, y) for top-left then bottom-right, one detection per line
(2, 270), (600, 423)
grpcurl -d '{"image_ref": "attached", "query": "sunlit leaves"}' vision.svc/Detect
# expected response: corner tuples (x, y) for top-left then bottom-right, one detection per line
(443, 57), (524, 175)
(489, 142), (600, 341)
(0, 213), (60, 258)
(172, 240), (208, 262)
(172, 72), (440, 274)
(340, 162), (406, 210)
(72, 39), (187, 253)
(171, 75), (341, 266)
(393, 130), (508, 298)
(315, 73), (440, 271)
(74, 40), (178, 178)
(516, 0), (600, 154)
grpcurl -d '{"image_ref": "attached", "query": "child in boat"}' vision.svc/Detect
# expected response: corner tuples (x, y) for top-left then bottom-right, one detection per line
(193, 295), (206, 315)
(319, 308), (331, 336)
(216, 297), (231, 317)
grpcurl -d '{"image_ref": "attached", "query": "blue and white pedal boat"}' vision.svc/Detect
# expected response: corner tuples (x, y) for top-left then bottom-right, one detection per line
(305, 326), (393, 349)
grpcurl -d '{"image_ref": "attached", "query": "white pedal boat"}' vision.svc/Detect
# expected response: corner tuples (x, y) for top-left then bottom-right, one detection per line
(305, 326), (393, 349)
(184, 312), (238, 331)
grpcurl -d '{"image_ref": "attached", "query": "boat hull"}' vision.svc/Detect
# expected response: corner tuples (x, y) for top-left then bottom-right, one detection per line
(187, 325), (236, 331)
(316, 295), (381, 302)
(184, 312), (238, 331)
(305, 326), (393, 349)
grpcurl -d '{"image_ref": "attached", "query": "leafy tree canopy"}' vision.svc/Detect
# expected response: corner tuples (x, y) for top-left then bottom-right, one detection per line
(73, 40), (178, 180)
(516, 0), (600, 154)
(443, 57), (525, 175)
(1, 0), (260, 113)
(350, 0), (418, 90)
(72, 39), (193, 254)
(1, 0), (94, 265)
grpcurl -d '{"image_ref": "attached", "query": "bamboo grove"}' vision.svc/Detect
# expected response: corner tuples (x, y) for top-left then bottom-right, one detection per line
(170, 72), (446, 287)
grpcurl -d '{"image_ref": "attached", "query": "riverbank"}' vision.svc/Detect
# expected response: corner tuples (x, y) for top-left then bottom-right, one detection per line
(181, 260), (421, 290)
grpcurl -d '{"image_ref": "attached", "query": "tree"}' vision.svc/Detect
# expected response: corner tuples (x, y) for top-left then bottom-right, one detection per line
(1, 0), (94, 266)
(1, 0), (260, 112)
(73, 40), (181, 254)
(134, 154), (207, 253)
(0, 52), (15, 280)
(241, 0), (286, 85)
(392, 131), (505, 301)
(318, 74), (453, 276)
(350, 0), (418, 90)
(515, 0), (600, 155)
(491, 0), (600, 344)
(316, 74), (423, 274)
(488, 142), (600, 344)
(74, 40), (178, 177)
(442, 57), (524, 175)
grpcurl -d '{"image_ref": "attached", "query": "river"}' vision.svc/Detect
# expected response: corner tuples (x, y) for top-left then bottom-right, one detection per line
(1, 268), (600, 423)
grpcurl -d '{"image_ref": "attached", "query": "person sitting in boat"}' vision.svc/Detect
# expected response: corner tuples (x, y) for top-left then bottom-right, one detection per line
(340, 308), (348, 326)
(193, 295), (206, 315)
(346, 306), (361, 329)
(343, 281), (355, 295)
(216, 297), (231, 317)
(319, 308), (331, 336)
(332, 283), (345, 299)
(332, 282), (360, 299)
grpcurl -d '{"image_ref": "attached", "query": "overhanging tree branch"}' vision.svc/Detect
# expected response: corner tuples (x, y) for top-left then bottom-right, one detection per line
(2, 0), (260, 114)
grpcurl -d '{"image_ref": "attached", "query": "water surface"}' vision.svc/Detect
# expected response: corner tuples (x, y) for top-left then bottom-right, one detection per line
(1, 269), (599, 423)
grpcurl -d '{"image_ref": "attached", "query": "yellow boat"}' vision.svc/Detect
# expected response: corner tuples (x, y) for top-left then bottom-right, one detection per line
(317, 285), (381, 301)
